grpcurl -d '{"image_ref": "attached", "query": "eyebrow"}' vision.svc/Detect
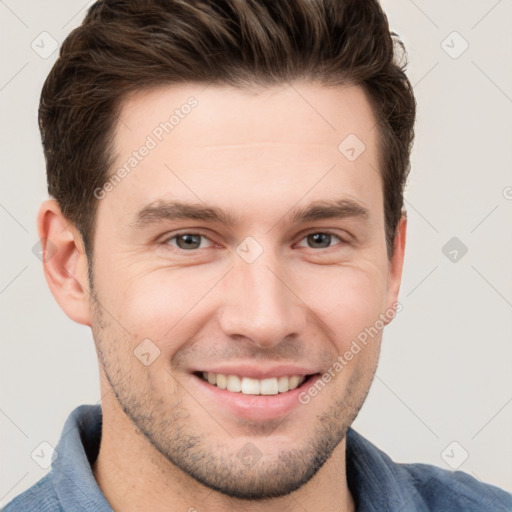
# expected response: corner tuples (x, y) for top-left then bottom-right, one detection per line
(132, 198), (369, 229)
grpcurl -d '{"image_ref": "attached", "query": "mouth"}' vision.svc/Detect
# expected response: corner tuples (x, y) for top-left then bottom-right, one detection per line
(193, 371), (318, 395)
(190, 366), (322, 421)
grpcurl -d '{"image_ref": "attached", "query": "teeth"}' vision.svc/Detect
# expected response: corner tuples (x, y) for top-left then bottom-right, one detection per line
(289, 375), (301, 390)
(227, 375), (241, 392)
(216, 373), (227, 390)
(260, 378), (278, 395)
(277, 376), (289, 393)
(241, 377), (260, 395)
(201, 372), (306, 395)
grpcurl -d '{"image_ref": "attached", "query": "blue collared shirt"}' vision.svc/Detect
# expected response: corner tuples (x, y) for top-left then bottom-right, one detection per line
(3, 404), (512, 511)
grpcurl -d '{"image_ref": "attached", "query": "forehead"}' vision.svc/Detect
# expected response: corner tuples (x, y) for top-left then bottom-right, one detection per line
(115, 81), (377, 150)
(103, 82), (381, 227)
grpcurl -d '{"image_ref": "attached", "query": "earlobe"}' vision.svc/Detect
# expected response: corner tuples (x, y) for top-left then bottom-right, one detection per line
(384, 212), (407, 321)
(37, 199), (92, 326)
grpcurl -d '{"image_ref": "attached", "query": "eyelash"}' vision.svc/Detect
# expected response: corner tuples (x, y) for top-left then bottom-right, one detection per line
(162, 230), (347, 252)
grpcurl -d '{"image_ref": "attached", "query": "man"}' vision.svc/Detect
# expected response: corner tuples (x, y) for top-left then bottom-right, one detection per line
(4, 0), (511, 510)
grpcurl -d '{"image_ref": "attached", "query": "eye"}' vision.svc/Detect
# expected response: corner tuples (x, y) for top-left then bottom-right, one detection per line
(164, 233), (214, 251)
(296, 231), (345, 250)
(162, 230), (347, 252)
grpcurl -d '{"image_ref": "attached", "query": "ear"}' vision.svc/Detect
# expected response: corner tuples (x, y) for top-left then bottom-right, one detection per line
(37, 199), (92, 326)
(384, 212), (407, 322)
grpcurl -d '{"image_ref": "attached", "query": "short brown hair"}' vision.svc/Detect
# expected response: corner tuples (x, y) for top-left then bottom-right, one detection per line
(39, 0), (415, 259)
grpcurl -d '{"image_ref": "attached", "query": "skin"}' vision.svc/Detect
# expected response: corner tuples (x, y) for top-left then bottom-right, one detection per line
(39, 82), (406, 512)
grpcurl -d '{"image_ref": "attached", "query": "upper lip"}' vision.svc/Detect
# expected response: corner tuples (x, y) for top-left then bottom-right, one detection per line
(193, 364), (318, 380)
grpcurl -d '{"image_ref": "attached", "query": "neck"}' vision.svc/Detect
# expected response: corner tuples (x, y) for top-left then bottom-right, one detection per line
(93, 392), (355, 512)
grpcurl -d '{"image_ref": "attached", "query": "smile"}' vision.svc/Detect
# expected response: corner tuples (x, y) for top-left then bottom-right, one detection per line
(200, 372), (307, 395)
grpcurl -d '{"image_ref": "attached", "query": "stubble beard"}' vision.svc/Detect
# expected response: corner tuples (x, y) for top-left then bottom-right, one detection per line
(90, 289), (378, 500)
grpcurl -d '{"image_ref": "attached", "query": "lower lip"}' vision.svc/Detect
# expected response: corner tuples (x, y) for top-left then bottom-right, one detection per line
(190, 374), (319, 422)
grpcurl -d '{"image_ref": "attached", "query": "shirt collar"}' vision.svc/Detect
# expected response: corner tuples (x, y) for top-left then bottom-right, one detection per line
(346, 428), (425, 511)
(51, 404), (112, 511)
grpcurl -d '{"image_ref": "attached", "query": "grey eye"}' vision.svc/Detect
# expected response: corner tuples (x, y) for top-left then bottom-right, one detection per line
(167, 233), (209, 250)
(307, 233), (332, 249)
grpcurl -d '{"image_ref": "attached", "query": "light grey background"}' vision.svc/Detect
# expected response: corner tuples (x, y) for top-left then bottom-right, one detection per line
(1, 0), (511, 505)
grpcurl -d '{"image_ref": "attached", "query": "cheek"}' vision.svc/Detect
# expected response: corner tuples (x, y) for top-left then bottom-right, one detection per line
(97, 264), (222, 342)
(297, 262), (388, 336)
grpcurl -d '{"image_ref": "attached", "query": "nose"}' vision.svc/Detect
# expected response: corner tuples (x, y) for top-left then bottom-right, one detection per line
(217, 246), (307, 349)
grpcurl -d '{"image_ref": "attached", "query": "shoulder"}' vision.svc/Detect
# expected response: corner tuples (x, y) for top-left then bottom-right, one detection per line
(346, 428), (512, 511)
(394, 461), (512, 511)
(1, 473), (63, 512)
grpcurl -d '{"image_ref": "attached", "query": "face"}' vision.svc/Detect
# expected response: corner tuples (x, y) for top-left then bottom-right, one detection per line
(87, 82), (404, 499)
